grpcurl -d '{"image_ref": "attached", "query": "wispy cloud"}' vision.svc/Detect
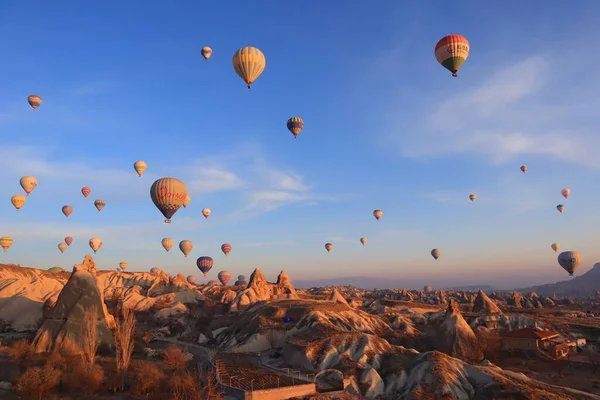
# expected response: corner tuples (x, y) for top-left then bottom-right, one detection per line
(71, 81), (112, 96)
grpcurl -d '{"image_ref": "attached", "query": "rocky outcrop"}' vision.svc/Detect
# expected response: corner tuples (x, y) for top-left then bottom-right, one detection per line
(329, 289), (349, 306)
(509, 291), (524, 308)
(438, 300), (484, 363)
(229, 269), (298, 311)
(472, 290), (503, 315)
(32, 255), (114, 353)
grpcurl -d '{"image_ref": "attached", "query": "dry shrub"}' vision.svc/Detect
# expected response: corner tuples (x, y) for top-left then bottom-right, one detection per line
(132, 361), (166, 395)
(169, 370), (202, 400)
(62, 361), (104, 394)
(80, 306), (99, 366)
(8, 339), (32, 364)
(114, 307), (136, 390)
(45, 349), (66, 369)
(16, 364), (61, 400)
(163, 344), (191, 374)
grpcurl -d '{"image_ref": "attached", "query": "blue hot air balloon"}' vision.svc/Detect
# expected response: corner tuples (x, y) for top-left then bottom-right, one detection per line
(196, 256), (214, 276)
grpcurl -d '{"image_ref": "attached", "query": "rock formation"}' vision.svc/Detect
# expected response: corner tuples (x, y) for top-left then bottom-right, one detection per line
(329, 288), (349, 306)
(229, 269), (298, 311)
(509, 291), (524, 308)
(472, 290), (503, 315)
(438, 300), (484, 363)
(32, 255), (114, 353)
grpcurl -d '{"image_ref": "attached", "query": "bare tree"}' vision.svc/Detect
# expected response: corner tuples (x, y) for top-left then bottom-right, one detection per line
(163, 344), (192, 374)
(80, 306), (99, 367)
(114, 307), (136, 390)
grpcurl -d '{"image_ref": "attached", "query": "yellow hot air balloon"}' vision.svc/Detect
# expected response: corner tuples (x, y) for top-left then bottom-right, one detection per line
(20, 176), (38, 196)
(119, 261), (128, 271)
(183, 195), (191, 208)
(0, 236), (13, 252)
(201, 46), (213, 60)
(94, 199), (106, 212)
(325, 243), (333, 252)
(162, 237), (174, 252)
(202, 208), (211, 219)
(150, 178), (188, 223)
(551, 243), (560, 252)
(360, 237), (367, 245)
(89, 238), (102, 253)
(373, 209), (382, 221)
(11, 195), (26, 211)
(434, 35), (470, 77)
(134, 160), (147, 177)
(232, 46), (266, 89)
(179, 240), (193, 257)
(58, 243), (68, 253)
(28, 95), (42, 110)
(469, 194), (476, 202)
(62, 205), (73, 218)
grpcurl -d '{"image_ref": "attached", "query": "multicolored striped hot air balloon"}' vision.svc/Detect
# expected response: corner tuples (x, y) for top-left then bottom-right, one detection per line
(27, 95), (42, 110)
(232, 46), (266, 89)
(196, 256), (214, 276)
(179, 240), (193, 257)
(89, 237), (102, 253)
(201, 46), (213, 60)
(435, 34), (470, 77)
(150, 178), (188, 223)
(0, 237), (13, 252)
(94, 199), (106, 212)
(64, 236), (73, 246)
(81, 187), (91, 198)
(218, 271), (231, 286)
(134, 160), (147, 177)
(58, 243), (68, 253)
(431, 248), (441, 260)
(221, 243), (232, 256)
(62, 205), (73, 218)
(287, 117), (304, 138)
(325, 243), (333, 252)
(11, 195), (26, 211)
(20, 176), (38, 196)
(161, 238), (174, 252)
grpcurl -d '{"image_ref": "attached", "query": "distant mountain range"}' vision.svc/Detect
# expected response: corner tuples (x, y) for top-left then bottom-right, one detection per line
(515, 263), (600, 299)
(291, 276), (497, 292)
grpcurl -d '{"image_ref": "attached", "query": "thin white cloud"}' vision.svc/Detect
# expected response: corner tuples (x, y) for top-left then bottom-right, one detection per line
(71, 81), (112, 96)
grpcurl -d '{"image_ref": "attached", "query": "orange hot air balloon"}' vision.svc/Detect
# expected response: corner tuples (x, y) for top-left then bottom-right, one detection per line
(94, 199), (106, 212)
(201, 46), (213, 60)
(469, 194), (476, 202)
(150, 178), (188, 223)
(11, 195), (26, 211)
(202, 208), (211, 219)
(232, 46), (266, 88)
(65, 236), (73, 246)
(434, 34), (470, 77)
(520, 165), (527, 173)
(81, 187), (91, 198)
(161, 238), (174, 252)
(325, 243), (333, 252)
(373, 209), (382, 221)
(0, 236), (13, 252)
(20, 176), (38, 196)
(28, 95), (42, 109)
(62, 205), (73, 218)
(561, 188), (570, 199)
(58, 243), (68, 253)
(221, 243), (232, 256)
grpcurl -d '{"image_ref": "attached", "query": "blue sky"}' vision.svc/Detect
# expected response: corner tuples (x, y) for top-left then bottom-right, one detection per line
(1, 1), (600, 289)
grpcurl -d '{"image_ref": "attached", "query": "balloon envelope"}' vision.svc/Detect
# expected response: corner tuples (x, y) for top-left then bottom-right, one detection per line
(520, 165), (527, 173)
(201, 46), (213, 60)
(221, 243), (232, 256)
(431, 248), (441, 260)
(179, 240), (193, 257)
(373, 209), (383, 221)
(183, 195), (191, 208)
(469, 194), (476, 202)
(557, 204), (565, 213)
(134, 160), (147, 177)
(196, 256), (214, 276)
(47, 267), (65, 273)
(360, 237), (367, 245)
(558, 251), (581, 276)
(325, 243), (333, 252)
(187, 275), (197, 284)
(119, 261), (128, 270)
(62, 205), (73, 217)
(162, 238), (174, 252)
(150, 178), (187, 223)
(20, 176), (38, 195)
(28, 95), (42, 109)
(218, 271), (231, 286)
(551, 243), (560, 252)
(202, 208), (211, 218)
(11, 195), (26, 210)
(94, 199), (106, 212)
(89, 238), (102, 253)
(561, 188), (570, 199)
(232, 46), (266, 88)
(58, 243), (68, 253)
(81, 187), (91, 198)
(434, 34), (470, 77)
(0, 237), (13, 252)
(287, 117), (304, 138)
(64, 237), (73, 246)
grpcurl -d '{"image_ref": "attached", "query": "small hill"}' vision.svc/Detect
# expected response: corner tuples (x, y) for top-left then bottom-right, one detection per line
(516, 263), (600, 298)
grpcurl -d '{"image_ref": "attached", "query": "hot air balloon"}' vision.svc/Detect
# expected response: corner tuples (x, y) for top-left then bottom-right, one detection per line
(58, 243), (68, 253)
(11, 195), (26, 211)
(360, 237), (367, 245)
(235, 275), (247, 286)
(150, 177), (187, 223)
(551, 243), (560, 252)
(373, 209), (383, 221)
(218, 271), (231, 286)
(202, 208), (211, 219)
(187, 275), (197, 284)
(20, 176), (38, 196)
(232, 46), (266, 89)
(325, 243), (333, 252)
(434, 34), (470, 77)
(161, 238), (174, 252)
(557, 204), (565, 213)
(221, 243), (232, 256)
(207, 280), (219, 285)
(561, 188), (570, 199)
(431, 248), (441, 260)
(119, 261), (128, 271)
(183, 195), (191, 208)
(89, 238), (102, 253)
(65, 236), (73, 246)
(558, 251), (581, 276)
(150, 267), (160, 274)
(201, 46), (213, 60)
(520, 165), (527, 173)
(48, 266), (65, 273)
(179, 240), (193, 257)
(133, 160), (147, 177)
(81, 187), (91, 198)
(94, 200), (106, 212)
(0, 237), (13, 252)
(27, 95), (42, 109)
(469, 194), (476, 202)
(62, 205), (73, 218)
(287, 117), (304, 138)
(196, 256), (214, 276)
